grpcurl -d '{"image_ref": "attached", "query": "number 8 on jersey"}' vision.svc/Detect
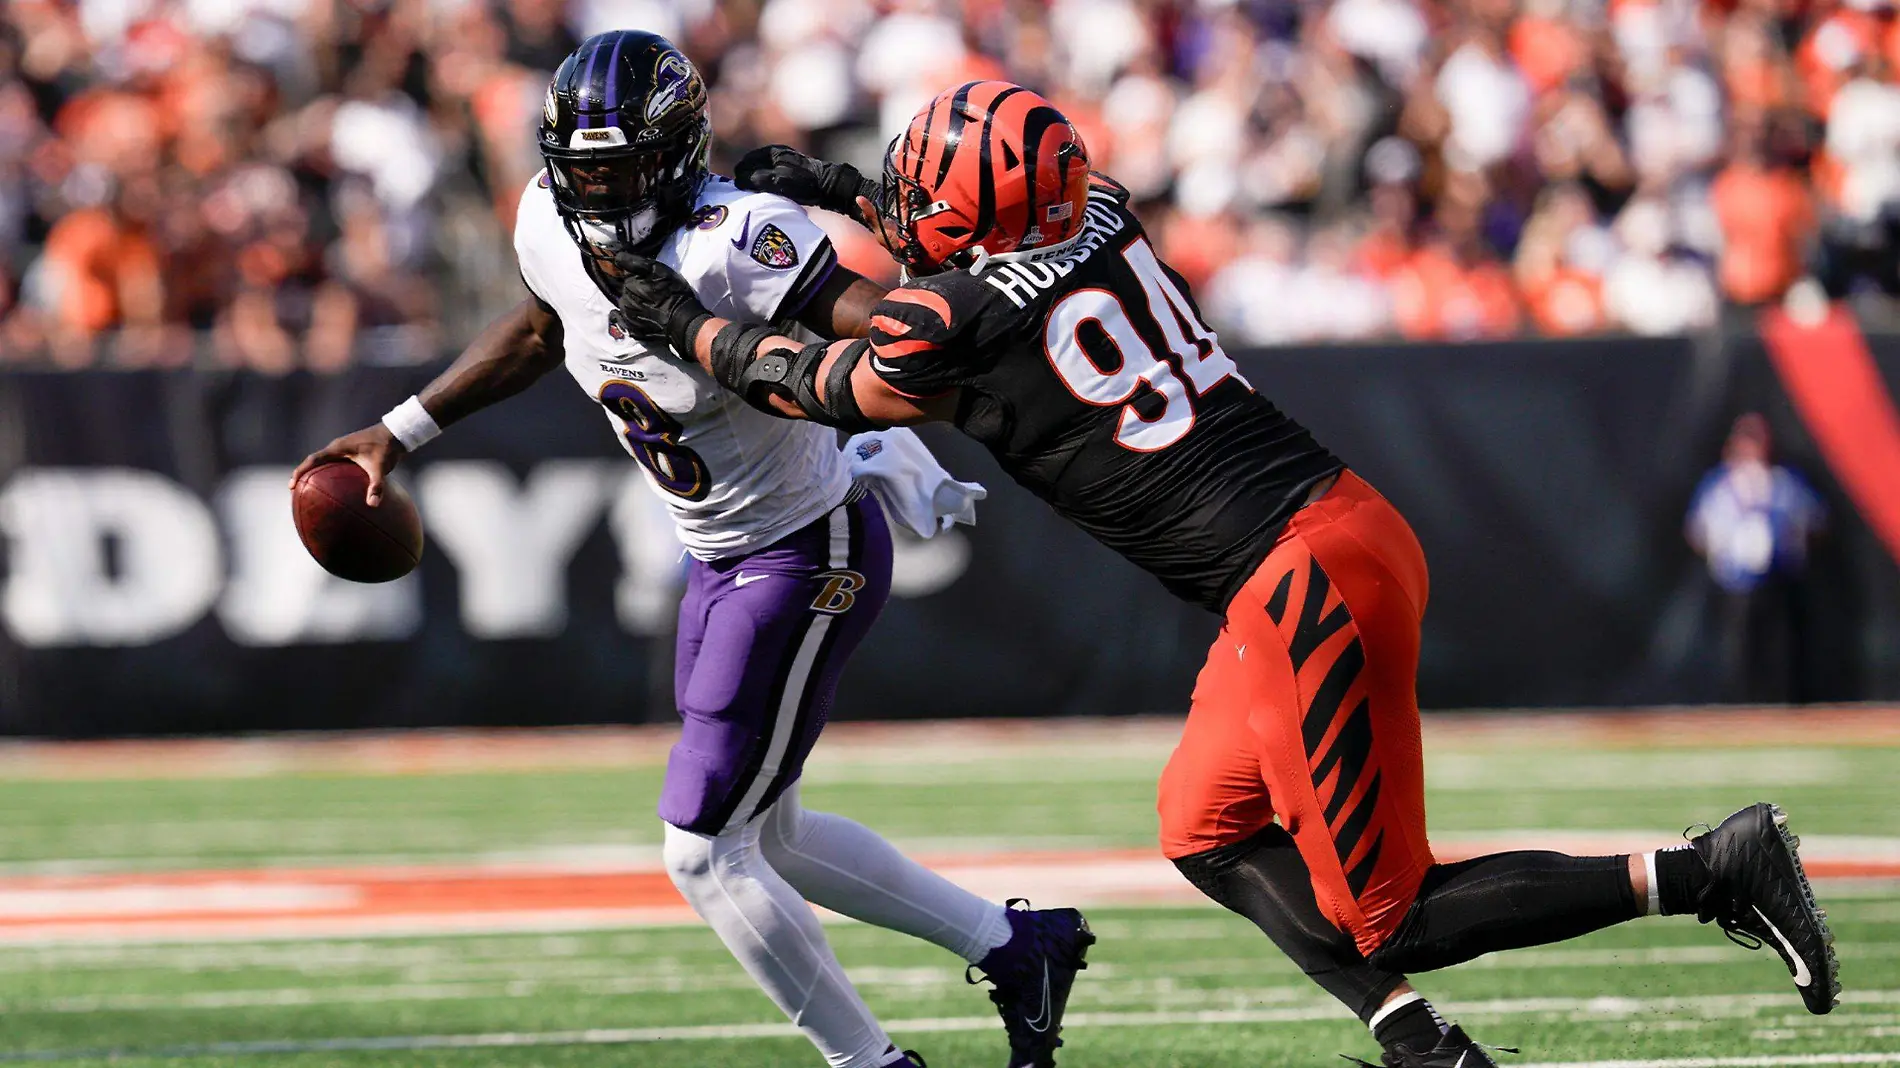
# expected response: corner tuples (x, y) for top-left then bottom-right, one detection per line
(599, 380), (712, 500)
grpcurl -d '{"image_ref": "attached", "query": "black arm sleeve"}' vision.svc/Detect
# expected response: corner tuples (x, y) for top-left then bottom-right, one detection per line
(773, 240), (840, 324)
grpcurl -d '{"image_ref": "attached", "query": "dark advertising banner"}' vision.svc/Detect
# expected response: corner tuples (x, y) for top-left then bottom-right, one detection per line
(2, 332), (1896, 736)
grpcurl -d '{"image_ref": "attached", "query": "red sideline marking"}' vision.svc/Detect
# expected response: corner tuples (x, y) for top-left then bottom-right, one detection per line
(0, 840), (1894, 943)
(1761, 305), (1900, 568)
(0, 867), (683, 928)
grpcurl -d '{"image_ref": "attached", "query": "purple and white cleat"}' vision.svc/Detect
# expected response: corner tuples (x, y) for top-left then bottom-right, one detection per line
(968, 899), (1096, 1068)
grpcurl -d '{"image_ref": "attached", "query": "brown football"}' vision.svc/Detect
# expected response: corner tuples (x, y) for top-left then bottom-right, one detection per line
(291, 461), (424, 583)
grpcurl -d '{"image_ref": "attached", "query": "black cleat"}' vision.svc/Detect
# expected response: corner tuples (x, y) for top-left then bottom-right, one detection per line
(1687, 802), (1841, 1014)
(877, 1052), (927, 1068)
(1344, 1024), (1510, 1068)
(968, 899), (1096, 1068)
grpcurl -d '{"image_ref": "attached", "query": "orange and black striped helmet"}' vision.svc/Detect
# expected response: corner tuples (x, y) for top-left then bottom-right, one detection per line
(878, 81), (1091, 275)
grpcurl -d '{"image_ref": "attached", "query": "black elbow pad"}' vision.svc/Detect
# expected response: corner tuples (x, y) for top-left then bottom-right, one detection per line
(816, 341), (878, 433)
(707, 322), (879, 432)
(708, 323), (782, 398)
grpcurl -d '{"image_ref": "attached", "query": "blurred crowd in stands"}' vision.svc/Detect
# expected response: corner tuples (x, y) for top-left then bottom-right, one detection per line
(3, 0), (1899, 369)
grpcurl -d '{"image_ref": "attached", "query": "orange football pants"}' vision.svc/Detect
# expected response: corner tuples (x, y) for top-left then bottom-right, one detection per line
(1159, 471), (1434, 958)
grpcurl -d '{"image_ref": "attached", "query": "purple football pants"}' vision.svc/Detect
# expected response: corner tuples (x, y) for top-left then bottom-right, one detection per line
(659, 491), (892, 834)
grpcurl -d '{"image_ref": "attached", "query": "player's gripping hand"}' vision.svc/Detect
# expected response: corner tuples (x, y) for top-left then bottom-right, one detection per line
(734, 145), (878, 222)
(609, 251), (712, 356)
(291, 424), (404, 507)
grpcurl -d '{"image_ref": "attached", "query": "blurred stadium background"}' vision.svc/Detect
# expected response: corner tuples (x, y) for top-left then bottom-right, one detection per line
(5, 0), (1900, 1064)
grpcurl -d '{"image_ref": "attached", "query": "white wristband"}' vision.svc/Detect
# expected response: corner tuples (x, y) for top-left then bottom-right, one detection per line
(381, 396), (442, 452)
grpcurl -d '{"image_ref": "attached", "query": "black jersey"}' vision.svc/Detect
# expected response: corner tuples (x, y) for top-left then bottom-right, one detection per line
(866, 178), (1344, 613)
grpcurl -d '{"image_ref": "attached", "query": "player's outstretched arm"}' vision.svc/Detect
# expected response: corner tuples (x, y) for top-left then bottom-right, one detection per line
(790, 266), (887, 341)
(734, 146), (881, 234)
(290, 293), (566, 505)
(732, 148), (909, 261)
(684, 317), (948, 426)
(611, 251), (949, 428)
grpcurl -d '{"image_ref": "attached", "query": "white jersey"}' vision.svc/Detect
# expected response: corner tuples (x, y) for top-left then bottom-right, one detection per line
(514, 174), (854, 560)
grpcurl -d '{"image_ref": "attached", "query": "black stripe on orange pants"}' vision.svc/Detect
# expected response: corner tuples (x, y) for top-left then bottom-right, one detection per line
(1159, 471), (1434, 958)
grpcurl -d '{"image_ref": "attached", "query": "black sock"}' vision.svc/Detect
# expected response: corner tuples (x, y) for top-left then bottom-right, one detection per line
(1654, 845), (1712, 916)
(1371, 995), (1446, 1052)
(1368, 851), (1642, 974)
(1173, 826), (1408, 1022)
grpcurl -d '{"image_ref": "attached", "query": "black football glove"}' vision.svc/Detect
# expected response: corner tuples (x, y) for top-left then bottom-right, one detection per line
(734, 145), (880, 218)
(609, 251), (713, 356)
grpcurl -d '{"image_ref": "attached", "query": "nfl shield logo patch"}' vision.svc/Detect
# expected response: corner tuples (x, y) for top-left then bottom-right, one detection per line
(607, 310), (631, 341)
(750, 224), (800, 271)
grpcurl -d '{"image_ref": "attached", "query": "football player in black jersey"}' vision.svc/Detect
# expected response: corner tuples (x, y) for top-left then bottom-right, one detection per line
(607, 80), (1839, 1067)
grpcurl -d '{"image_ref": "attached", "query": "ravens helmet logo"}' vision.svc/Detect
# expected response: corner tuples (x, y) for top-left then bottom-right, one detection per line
(645, 51), (701, 124)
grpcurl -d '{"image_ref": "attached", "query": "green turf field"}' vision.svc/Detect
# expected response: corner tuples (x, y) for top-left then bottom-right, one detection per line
(0, 720), (1892, 1067)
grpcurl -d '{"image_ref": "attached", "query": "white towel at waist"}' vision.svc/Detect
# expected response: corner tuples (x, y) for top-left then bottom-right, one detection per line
(843, 428), (986, 538)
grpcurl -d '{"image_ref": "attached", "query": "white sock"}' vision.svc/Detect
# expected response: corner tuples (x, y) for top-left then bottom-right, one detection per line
(1368, 988), (1436, 1033)
(760, 785), (1014, 963)
(1642, 851), (1661, 917)
(1367, 989), (1447, 1035)
(1647, 843), (1697, 916)
(663, 821), (896, 1068)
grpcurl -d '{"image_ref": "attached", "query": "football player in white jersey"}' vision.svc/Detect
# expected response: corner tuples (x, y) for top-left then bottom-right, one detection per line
(292, 31), (1093, 1068)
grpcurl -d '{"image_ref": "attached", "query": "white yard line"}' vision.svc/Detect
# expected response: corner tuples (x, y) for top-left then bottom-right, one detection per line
(1512, 1048), (1900, 1056)
(18, 942), (1900, 1014)
(5, 993), (1900, 1061)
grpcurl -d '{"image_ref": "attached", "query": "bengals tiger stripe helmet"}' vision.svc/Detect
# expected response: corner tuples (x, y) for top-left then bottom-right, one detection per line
(879, 81), (1091, 275)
